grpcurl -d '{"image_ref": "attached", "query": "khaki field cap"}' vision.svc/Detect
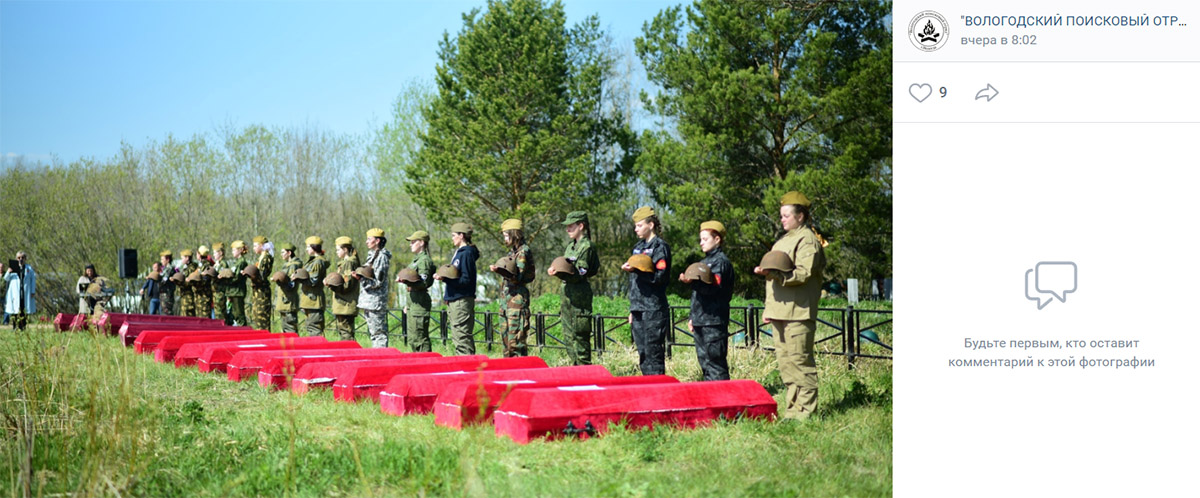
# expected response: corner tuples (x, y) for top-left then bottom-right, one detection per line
(280, 242), (297, 252)
(159, 250), (173, 258)
(324, 272), (345, 287)
(684, 262), (714, 284)
(180, 249), (194, 257)
(197, 245), (210, 256)
(492, 256), (518, 279)
(780, 191), (811, 207)
(396, 267), (420, 283)
(562, 211), (588, 226)
(253, 236), (268, 244)
(212, 242), (225, 251)
(406, 230), (429, 241)
(549, 256), (576, 277)
(218, 268), (234, 279)
(231, 240), (246, 250)
(355, 265), (374, 279)
(501, 218), (522, 231)
(170, 271), (186, 283)
(436, 264), (460, 280)
(243, 264), (260, 279)
(366, 228), (385, 238)
(450, 222), (472, 235)
(335, 236), (352, 247)
(305, 236), (322, 246)
(270, 270), (288, 284)
(291, 268), (310, 281)
(632, 206), (655, 222)
(700, 220), (726, 237)
(202, 267), (218, 278)
(759, 250), (795, 272)
(626, 254), (653, 273)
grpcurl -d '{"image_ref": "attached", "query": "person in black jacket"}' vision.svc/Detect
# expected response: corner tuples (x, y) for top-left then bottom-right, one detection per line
(621, 206), (671, 375)
(140, 262), (163, 315)
(679, 220), (734, 381)
(436, 222), (479, 355)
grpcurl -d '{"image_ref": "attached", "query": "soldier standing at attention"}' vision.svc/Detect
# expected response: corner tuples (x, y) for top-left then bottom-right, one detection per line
(754, 191), (826, 421)
(194, 245), (215, 318)
(329, 236), (361, 341)
(491, 219), (534, 357)
(157, 250), (177, 315)
(357, 228), (392, 348)
(299, 236), (330, 337)
(402, 231), (436, 352)
(435, 223), (479, 355)
(621, 206), (671, 376)
(224, 241), (250, 326)
(679, 220), (734, 381)
(249, 236), (274, 331)
(548, 211), (599, 366)
(273, 242), (302, 333)
(212, 242), (229, 323)
(177, 249), (198, 317)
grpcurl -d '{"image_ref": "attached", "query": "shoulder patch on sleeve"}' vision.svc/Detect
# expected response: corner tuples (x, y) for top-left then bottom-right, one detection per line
(655, 259), (667, 270)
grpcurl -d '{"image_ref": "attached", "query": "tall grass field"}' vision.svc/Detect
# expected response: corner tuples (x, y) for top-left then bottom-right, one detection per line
(1, 303), (891, 497)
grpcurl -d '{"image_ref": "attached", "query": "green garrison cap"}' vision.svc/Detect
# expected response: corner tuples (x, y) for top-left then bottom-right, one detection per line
(562, 211), (589, 225)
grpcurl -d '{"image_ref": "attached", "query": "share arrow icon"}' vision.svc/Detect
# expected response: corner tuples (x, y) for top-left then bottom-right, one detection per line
(975, 83), (999, 102)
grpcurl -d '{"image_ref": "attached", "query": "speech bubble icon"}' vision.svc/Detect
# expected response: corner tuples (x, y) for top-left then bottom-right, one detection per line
(1026, 261), (1077, 310)
(1024, 269), (1052, 310)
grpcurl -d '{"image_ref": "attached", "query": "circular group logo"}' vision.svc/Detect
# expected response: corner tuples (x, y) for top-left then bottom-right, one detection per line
(908, 10), (948, 52)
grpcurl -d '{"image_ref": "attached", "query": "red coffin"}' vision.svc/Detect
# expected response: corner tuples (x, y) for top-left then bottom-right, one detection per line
(213, 343), (363, 376)
(383, 365), (608, 417)
(249, 349), (407, 388)
(152, 333), (297, 362)
(133, 328), (258, 353)
(290, 354), (451, 394)
(435, 374), (677, 428)
(175, 337), (333, 368)
(120, 321), (240, 346)
(102, 313), (220, 336)
(493, 380), (778, 444)
(332, 356), (549, 403)
(53, 313), (77, 331)
(69, 314), (89, 331)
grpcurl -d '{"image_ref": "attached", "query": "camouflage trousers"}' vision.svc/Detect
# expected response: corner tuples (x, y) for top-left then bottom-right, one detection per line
(361, 309), (388, 348)
(302, 309), (325, 337)
(693, 323), (730, 381)
(334, 314), (356, 342)
(446, 298), (476, 356)
(499, 286), (531, 357)
(194, 291), (212, 318)
(214, 291), (227, 324)
(179, 290), (195, 318)
(279, 310), (298, 333)
(560, 293), (592, 366)
(158, 290), (174, 315)
(771, 319), (818, 420)
(250, 287), (272, 331)
(228, 297), (247, 326)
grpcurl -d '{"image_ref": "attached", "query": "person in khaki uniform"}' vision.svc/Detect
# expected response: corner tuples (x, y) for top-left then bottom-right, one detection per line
(273, 242), (303, 333)
(194, 245), (215, 318)
(549, 211), (599, 365)
(401, 230), (436, 352)
(329, 236), (361, 341)
(299, 236), (330, 337)
(211, 242), (230, 323)
(754, 191), (826, 421)
(249, 236), (274, 330)
(176, 249), (197, 317)
(435, 222), (479, 356)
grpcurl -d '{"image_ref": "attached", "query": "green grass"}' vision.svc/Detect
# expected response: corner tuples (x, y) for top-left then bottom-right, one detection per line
(1, 323), (891, 497)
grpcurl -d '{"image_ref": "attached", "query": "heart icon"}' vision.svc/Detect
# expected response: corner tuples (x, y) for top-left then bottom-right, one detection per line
(909, 83), (932, 103)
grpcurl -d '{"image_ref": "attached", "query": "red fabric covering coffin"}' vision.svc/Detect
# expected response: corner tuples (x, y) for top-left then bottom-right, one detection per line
(175, 337), (333, 368)
(434, 374), (675, 429)
(152, 333), (297, 362)
(120, 321), (239, 346)
(492, 380), (778, 444)
(53, 313), (77, 331)
(133, 328), (258, 353)
(383, 365), (607, 417)
(251, 349), (409, 388)
(102, 313), (220, 336)
(290, 353), (451, 394)
(214, 343), (363, 376)
(332, 356), (549, 403)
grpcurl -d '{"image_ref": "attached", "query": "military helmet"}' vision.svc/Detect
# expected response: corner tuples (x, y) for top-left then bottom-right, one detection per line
(202, 267), (217, 278)
(684, 262), (714, 284)
(270, 270), (288, 284)
(436, 264), (460, 280)
(291, 268), (310, 281)
(218, 268), (234, 280)
(759, 250), (795, 272)
(626, 253), (653, 273)
(170, 271), (186, 284)
(549, 256), (576, 277)
(186, 270), (201, 283)
(492, 256), (518, 279)
(148, 271), (161, 280)
(396, 267), (420, 283)
(324, 272), (345, 287)
(242, 264), (260, 279)
(355, 265), (374, 279)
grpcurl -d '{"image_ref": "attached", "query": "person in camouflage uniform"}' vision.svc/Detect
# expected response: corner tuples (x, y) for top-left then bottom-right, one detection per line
(357, 228), (392, 348)
(222, 241), (250, 325)
(299, 236), (329, 337)
(211, 242), (229, 323)
(330, 236), (361, 342)
(249, 236), (274, 331)
(402, 230), (436, 352)
(157, 250), (177, 315)
(274, 242), (302, 333)
(549, 211), (599, 365)
(194, 245), (215, 318)
(491, 218), (534, 357)
(177, 249), (198, 317)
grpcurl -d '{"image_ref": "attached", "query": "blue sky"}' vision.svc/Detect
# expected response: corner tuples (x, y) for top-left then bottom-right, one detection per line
(1, 0), (677, 165)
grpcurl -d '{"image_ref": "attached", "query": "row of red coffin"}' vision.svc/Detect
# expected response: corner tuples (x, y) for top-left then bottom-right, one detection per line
(55, 313), (777, 443)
